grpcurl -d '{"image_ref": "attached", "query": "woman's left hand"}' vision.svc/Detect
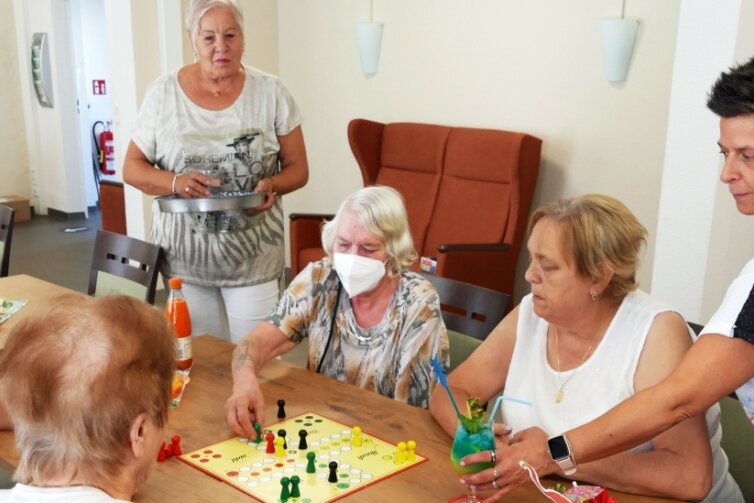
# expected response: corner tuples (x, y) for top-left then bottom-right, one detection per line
(249, 177), (275, 213)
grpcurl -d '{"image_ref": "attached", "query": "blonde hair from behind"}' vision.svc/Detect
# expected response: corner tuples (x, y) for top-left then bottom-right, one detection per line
(0, 294), (175, 485)
(321, 186), (417, 276)
(528, 194), (647, 297)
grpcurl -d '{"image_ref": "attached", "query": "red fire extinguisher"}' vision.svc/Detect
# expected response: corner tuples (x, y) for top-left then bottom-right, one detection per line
(93, 121), (115, 175)
(99, 129), (115, 175)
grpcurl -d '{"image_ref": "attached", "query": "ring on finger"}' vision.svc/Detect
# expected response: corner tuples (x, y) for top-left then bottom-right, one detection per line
(492, 478), (498, 489)
(490, 449), (497, 464)
(185, 186), (190, 193)
(492, 468), (499, 479)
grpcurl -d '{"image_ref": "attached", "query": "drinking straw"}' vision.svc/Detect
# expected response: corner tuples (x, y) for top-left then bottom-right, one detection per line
(486, 394), (533, 429)
(430, 357), (462, 418)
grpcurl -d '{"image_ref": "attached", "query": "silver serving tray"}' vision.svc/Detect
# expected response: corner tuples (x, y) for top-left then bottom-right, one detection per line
(157, 191), (265, 213)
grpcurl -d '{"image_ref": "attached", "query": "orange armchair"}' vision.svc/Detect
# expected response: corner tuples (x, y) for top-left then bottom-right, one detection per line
(289, 119), (542, 296)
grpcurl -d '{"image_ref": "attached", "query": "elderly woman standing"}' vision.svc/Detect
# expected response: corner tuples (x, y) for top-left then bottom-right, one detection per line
(123, 0), (309, 343)
(429, 194), (742, 502)
(226, 186), (449, 436)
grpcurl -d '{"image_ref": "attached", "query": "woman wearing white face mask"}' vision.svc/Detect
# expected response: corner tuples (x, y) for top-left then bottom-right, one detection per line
(225, 186), (450, 437)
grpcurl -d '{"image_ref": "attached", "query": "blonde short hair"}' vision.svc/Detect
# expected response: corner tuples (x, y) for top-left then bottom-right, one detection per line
(0, 295), (175, 484)
(528, 194), (647, 297)
(321, 186), (417, 275)
(185, 0), (244, 44)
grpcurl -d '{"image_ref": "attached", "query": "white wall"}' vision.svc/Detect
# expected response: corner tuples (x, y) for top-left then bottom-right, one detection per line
(0, 3), (30, 200)
(278, 0), (681, 300)
(651, 0), (745, 324)
(12, 0), (87, 216)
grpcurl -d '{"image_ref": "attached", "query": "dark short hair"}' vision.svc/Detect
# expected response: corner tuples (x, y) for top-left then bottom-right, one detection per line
(707, 56), (754, 117)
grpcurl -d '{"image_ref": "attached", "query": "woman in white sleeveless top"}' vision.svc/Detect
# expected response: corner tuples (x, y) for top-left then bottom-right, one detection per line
(429, 194), (742, 502)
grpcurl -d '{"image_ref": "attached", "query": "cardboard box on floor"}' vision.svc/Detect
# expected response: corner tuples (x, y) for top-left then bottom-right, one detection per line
(0, 196), (31, 223)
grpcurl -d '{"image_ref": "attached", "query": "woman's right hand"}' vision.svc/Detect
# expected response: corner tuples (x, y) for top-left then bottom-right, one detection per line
(225, 370), (266, 438)
(175, 171), (222, 199)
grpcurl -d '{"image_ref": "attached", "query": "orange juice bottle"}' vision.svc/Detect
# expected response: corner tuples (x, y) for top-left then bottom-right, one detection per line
(166, 277), (192, 370)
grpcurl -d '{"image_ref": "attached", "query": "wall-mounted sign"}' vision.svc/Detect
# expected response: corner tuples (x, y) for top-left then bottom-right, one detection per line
(92, 79), (106, 95)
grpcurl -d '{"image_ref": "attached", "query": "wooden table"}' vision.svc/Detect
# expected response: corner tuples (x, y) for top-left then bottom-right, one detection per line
(0, 274), (81, 349)
(0, 275), (681, 502)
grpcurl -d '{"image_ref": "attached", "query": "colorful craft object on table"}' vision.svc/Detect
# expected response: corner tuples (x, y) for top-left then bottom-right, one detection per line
(170, 370), (191, 408)
(519, 460), (616, 503)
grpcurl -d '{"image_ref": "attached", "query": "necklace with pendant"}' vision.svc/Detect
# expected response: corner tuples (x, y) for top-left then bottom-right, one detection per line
(553, 326), (602, 403)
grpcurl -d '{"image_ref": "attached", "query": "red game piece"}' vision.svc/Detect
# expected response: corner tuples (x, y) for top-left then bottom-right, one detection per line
(157, 441), (168, 461)
(171, 435), (182, 456)
(265, 432), (275, 454)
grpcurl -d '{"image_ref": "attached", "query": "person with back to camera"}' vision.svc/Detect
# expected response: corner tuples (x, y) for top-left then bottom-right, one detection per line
(123, 0), (309, 343)
(468, 55), (754, 503)
(225, 186), (450, 437)
(430, 194), (743, 502)
(0, 294), (175, 502)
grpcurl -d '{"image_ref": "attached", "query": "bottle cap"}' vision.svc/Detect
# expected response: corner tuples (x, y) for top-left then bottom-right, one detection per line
(168, 277), (183, 289)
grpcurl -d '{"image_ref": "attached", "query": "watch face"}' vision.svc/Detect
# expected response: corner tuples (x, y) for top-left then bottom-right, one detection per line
(548, 435), (570, 460)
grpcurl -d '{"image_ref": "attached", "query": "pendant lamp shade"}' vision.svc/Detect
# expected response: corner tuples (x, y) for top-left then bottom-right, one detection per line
(600, 18), (639, 83)
(356, 22), (383, 75)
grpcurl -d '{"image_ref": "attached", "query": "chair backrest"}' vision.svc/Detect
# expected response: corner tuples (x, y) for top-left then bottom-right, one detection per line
(88, 230), (162, 304)
(348, 118), (541, 295)
(349, 119), (448, 253)
(419, 272), (509, 341)
(719, 395), (754, 502)
(0, 205), (15, 278)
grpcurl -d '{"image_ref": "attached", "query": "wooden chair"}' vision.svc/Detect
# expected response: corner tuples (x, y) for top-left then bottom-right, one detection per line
(88, 230), (162, 304)
(0, 205), (15, 277)
(689, 321), (754, 501)
(420, 272), (509, 370)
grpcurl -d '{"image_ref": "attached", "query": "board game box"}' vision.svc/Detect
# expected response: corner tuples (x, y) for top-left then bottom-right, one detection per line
(179, 412), (427, 502)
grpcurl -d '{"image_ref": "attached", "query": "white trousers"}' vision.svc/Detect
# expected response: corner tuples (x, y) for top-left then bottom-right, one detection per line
(181, 280), (279, 344)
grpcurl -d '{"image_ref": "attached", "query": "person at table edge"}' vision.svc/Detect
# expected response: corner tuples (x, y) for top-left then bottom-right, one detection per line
(464, 55), (754, 501)
(225, 186), (450, 436)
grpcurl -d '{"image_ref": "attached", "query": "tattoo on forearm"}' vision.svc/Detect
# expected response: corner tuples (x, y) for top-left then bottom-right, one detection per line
(233, 340), (252, 371)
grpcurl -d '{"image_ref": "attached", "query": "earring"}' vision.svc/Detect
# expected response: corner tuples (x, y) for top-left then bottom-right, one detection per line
(591, 293), (598, 301)
(193, 52), (197, 63)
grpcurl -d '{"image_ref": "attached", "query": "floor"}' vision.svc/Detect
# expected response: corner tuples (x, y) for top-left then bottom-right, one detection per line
(7, 210), (308, 367)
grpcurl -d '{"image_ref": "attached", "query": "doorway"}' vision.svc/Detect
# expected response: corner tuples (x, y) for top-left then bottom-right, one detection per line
(69, 0), (114, 213)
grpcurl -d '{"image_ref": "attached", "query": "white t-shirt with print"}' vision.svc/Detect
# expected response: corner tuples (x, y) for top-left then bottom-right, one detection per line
(132, 65), (303, 287)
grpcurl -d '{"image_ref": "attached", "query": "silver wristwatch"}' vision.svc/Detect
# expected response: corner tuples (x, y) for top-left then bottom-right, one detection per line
(547, 434), (577, 475)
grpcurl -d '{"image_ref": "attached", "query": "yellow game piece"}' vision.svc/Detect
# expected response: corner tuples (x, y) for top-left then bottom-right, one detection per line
(396, 441), (407, 464)
(407, 440), (416, 461)
(275, 436), (286, 457)
(352, 426), (362, 447)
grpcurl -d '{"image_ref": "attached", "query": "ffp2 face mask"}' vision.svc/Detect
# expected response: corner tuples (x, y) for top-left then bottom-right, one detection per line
(333, 252), (386, 297)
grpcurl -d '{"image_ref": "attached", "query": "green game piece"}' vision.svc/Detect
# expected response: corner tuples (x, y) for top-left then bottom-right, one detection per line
(290, 475), (301, 498)
(253, 422), (262, 444)
(280, 476), (290, 502)
(306, 451), (316, 473)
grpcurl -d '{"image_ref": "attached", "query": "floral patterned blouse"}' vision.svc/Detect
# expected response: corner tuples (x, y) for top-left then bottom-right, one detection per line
(267, 259), (449, 408)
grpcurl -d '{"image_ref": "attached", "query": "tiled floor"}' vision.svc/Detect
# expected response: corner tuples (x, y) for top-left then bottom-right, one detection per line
(9, 211), (100, 293)
(6, 210), (308, 367)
